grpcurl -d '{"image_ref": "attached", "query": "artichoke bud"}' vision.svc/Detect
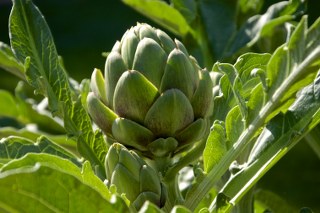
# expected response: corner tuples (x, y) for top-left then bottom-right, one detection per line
(105, 143), (162, 210)
(88, 23), (214, 158)
(113, 70), (159, 123)
(111, 41), (121, 52)
(176, 118), (208, 149)
(144, 89), (194, 137)
(90, 68), (107, 105)
(132, 38), (167, 87)
(174, 39), (189, 56)
(160, 49), (197, 99)
(147, 137), (178, 157)
(138, 24), (160, 42)
(191, 69), (214, 118)
(156, 30), (175, 54)
(105, 51), (127, 108)
(121, 30), (139, 68)
(87, 92), (117, 135)
(112, 117), (154, 151)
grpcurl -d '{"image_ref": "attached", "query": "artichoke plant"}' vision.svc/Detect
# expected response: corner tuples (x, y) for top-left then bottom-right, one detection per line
(87, 23), (213, 159)
(105, 143), (163, 209)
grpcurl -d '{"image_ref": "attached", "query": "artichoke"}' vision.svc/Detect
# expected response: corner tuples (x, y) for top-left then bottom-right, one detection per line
(105, 143), (163, 209)
(87, 23), (213, 158)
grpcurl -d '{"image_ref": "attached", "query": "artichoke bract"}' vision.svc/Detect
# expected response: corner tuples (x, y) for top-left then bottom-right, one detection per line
(87, 23), (213, 158)
(105, 143), (162, 209)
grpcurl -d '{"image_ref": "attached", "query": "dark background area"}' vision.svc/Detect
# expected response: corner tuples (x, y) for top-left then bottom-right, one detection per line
(0, 0), (151, 90)
(0, 0), (319, 211)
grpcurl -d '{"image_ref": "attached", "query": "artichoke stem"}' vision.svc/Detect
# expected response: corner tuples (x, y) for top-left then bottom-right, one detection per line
(162, 174), (184, 212)
(149, 157), (184, 211)
(149, 156), (171, 177)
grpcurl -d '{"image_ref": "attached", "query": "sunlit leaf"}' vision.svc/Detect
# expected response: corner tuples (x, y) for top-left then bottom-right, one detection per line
(122, 0), (190, 36)
(9, 0), (108, 178)
(185, 16), (320, 210)
(225, 106), (244, 146)
(0, 136), (79, 166)
(0, 154), (129, 212)
(0, 42), (25, 80)
(212, 69), (320, 211)
(203, 121), (227, 173)
(0, 90), (65, 134)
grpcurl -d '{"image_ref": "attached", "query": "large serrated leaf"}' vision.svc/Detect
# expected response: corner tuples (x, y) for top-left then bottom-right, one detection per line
(0, 136), (80, 166)
(0, 153), (129, 212)
(9, 0), (108, 178)
(0, 127), (77, 154)
(10, 0), (70, 115)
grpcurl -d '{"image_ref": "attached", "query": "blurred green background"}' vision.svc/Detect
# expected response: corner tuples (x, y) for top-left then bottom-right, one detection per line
(0, 0), (319, 212)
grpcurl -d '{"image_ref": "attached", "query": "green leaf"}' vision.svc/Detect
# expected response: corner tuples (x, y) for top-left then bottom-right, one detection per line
(0, 89), (65, 134)
(234, 53), (271, 83)
(262, 16), (320, 118)
(214, 63), (247, 121)
(211, 65), (236, 121)
(225, 106), (244, 147)
(0, 90), (19, 120)
(172, 0), (197, 24)
(9, 0), (108, 178)
(0, 127), (77, 155)
(0, 42), (25, 80)
(247, 83), (265, 124)
(212, 54), (269, 124)
(213, 53), (271, 118)
(267, 16), (318, 97)
(210, 76), (230, 121)
(226, 0), (303, 58)
(122, 0), (191, 36)
(210, 69), (320, 211)
(0, 153), (129, 212)
(199, 0), (237, 61)
(200, 0), (304, 61)
(203, 121), (227, 173)
(10, 0), (68, 115)
(185, 16), (320, 210)
(238, 0), (264, 17)
(0, 136), (80, 166)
